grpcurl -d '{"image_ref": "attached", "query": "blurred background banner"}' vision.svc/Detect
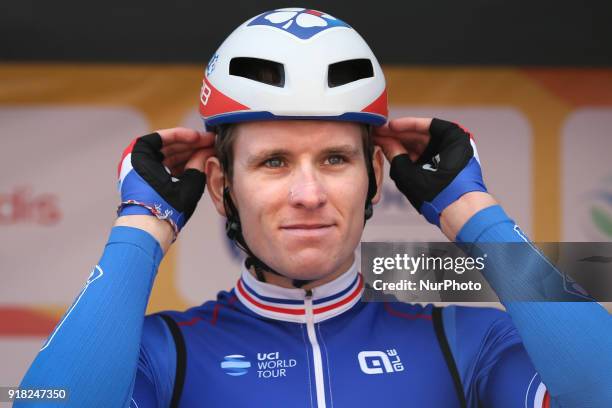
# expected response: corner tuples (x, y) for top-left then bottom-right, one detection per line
(1, 1), (612, 393)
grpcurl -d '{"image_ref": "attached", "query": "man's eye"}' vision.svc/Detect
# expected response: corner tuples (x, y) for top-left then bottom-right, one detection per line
(264, 157), (285, 168)
(325, 155), (346, 165)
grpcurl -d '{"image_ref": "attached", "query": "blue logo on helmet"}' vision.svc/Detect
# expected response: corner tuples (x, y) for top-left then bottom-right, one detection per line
(221, 354), (252, 376)
(248, 8), (350, 40)
(206, 53), (219, 76)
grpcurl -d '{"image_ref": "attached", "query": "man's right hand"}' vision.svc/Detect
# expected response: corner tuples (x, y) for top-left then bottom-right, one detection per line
(115, 128), (215, 251)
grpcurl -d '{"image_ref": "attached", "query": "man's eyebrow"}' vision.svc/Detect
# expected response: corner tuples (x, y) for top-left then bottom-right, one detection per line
(320, 144), (360, 156)
(246, 148), (292, 166)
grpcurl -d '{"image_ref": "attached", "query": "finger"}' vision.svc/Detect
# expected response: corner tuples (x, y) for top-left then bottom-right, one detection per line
(157, 127), (200, 146)
(388, 117), (432, 135)
(372, 123), (394, 138)
(185, 147), (216, 173)
(164, 146), (216, 170)
(407, 145), (426, 161)
(394, 131), (430, 147)
(373, 136), (409, 162)
(373, 133), (424, 161)
(157, 128), (215, 147)
(161, 137), (215, 156)
(373, 121), (430, 148)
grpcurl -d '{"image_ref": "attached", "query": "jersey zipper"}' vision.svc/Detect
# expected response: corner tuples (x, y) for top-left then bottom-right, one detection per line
(305, 289), (326, 408)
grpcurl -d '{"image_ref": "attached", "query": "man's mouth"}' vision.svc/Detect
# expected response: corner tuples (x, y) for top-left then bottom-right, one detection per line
(280, 223), (335, 238)
(282, 223), (332, 229)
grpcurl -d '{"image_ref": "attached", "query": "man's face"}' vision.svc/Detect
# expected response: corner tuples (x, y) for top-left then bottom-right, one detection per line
(229, 120), (372, 281)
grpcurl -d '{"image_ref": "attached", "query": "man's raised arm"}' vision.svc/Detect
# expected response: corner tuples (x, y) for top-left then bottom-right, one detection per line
(375, 117), (612, 406)
(17, 129), (213, 407)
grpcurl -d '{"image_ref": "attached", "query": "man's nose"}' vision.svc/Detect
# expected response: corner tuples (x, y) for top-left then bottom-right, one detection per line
(288, 170), (327, 209)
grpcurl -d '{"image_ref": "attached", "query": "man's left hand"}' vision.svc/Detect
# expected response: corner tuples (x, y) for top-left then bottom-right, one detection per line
(373, 117), (493, 236)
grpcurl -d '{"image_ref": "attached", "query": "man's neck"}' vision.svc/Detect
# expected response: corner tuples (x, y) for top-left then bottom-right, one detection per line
(248, 254), (355, 290)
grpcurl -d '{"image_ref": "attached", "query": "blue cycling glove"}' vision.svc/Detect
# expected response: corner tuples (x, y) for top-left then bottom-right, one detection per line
(117, 133), (206, 238)
(389, 118), (487, 226)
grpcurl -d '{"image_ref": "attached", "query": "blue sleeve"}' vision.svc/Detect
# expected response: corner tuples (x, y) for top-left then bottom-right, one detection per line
(17, 226), (163, 407)
(456, 205), (612, 406)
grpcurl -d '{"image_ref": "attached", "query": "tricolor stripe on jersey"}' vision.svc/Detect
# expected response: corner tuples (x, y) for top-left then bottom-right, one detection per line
(235, 258), (363, 323)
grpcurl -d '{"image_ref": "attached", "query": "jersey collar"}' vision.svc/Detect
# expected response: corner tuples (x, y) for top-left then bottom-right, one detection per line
(234, 257), (363, 323)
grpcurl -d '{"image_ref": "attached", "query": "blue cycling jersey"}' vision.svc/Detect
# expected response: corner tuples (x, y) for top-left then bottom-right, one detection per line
(19, 206), (612, 407)
(131, 259), (549, 408)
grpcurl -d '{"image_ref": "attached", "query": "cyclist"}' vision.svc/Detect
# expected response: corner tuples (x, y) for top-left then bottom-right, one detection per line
(19, 8), (612, 407)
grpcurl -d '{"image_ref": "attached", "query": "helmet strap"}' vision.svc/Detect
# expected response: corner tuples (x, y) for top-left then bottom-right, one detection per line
(364, 134), (377, 223)
(223, 186), (315, 288)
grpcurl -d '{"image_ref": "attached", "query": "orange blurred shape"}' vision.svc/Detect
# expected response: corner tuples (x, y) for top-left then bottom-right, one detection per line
(522, 68), (612, 106)
(0, 307), (58, 336)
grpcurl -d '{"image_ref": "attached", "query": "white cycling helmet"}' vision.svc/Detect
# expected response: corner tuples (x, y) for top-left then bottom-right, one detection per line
(199, 7), (388, 129)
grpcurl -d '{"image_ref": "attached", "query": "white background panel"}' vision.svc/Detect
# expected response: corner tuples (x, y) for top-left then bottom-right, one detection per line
(0, 107), (149, 303)
(562, 108), (612, 241)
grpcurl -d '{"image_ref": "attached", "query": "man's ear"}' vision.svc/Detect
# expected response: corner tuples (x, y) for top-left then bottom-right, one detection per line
(205, 156), (227, 217)
(371, 145), (385, 205)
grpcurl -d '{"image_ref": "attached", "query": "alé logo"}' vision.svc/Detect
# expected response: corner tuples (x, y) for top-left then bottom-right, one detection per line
(422, 154), (441, 172)
(358, 349), (404, 375)
(221, 352), (297, 378)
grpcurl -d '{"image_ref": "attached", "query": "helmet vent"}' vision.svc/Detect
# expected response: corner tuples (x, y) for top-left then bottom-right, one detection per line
(229, 57), (285, 87)
(328, 59), (374, 88)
